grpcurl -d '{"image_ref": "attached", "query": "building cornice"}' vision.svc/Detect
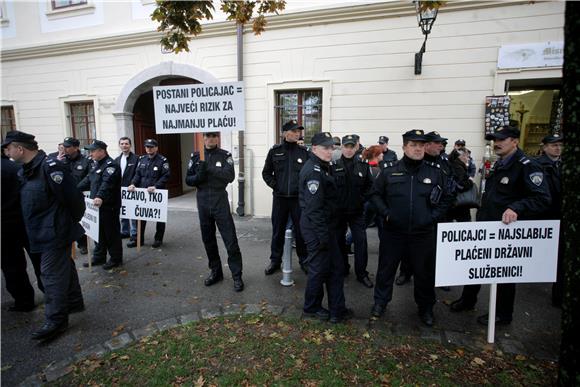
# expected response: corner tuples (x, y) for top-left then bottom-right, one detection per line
(1, 1), (530, 62)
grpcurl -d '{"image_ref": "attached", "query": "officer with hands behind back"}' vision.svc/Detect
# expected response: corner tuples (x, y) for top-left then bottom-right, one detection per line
(186, 131), (244, 292)
(300, 132), (353, 324)
(262, 120), (310, 275)
(127, 139), (170, 248)
(77, 140), (123, 270)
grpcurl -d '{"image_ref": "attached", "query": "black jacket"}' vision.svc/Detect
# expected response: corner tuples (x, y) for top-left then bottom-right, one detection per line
(382, 149), (398, 163)
(535, 154), (561, 219)
(115, 152), (139, 187)
(1, 155), (24, 229)
(332, 155), (373, 214)
(370, 156), (453, 234)
(299, 153), (337, 245)
(262, 141), (309, 198)
(132, 153), (170, 189)
(477, 148), (551, 222)
(18, 151), (85, 253)
(448, 152), (473, 193)
(186, 147), (235, 204)
(78, 156), (122, 209)
(64, 151), (91, 184)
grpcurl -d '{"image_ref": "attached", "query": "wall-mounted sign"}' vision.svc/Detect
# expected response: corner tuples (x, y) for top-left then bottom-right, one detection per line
(498, 41), (563, 69)
(485, 96), (510, 135)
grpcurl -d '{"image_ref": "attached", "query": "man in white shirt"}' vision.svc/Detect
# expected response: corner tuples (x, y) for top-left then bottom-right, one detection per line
(114, 137), (138, 239)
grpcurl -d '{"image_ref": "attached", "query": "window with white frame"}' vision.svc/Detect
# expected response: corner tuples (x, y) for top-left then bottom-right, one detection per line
(274, 89), (322, 145)
(1, 106), (16, 141)
(51, 0), (87, 10)
(69, 102), (95, 148)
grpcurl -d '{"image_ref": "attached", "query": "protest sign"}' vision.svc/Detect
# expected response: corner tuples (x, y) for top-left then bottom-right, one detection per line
(435, 220), (559, 287)
(120, 187), (168, 222)
(153, 81), (245, 134)
(81, 198), (99, 243)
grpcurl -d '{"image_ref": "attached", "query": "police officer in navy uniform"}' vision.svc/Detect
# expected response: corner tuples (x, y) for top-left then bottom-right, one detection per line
(3, 131), (85, 340)
(333, 134), (374, 288)
(127, 139), (170, 248)
(262, 120), (310, 275)
(78, 140), (123, 270)
(300, 132), (352, 323)
(536, 133), (563, 306)
(186, 132), (244, 292)
(450, 126), (551, 325)
(62, 137), (91, 254)
(370, 129), (453, 326)
(379, 136), (398, 163)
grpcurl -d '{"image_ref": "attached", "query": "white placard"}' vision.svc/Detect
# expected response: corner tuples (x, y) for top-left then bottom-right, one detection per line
(497, 41), (563, 69)
(120, 187), (168, 222)
(81, 198), (99, 243)
(153, 82), (245, 134)
(435, 220), (559, 287)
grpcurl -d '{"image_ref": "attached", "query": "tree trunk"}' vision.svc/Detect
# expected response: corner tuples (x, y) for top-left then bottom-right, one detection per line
(558, 2), (580, 385)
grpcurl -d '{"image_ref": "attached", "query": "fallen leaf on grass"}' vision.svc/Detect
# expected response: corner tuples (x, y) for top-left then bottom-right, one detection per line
(119, 355), (130, 360)
(456, 348), (465, 356)
(516, 354), (527, 361)
(429, 354), (439, 360)
(323, 330), (335, 341)
(194, 375), (205, 387)
(471, 357), (486, 366)
(362, 331), (371, 339)
(112, 324), (126, 337)
(228, 337), (237, 343)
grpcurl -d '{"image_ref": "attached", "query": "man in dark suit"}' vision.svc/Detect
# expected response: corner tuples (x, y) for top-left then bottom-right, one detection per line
(115, 137), (138, 239)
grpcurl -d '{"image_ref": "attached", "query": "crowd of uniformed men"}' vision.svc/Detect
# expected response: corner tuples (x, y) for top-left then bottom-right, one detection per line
(1, 120), (562, 340)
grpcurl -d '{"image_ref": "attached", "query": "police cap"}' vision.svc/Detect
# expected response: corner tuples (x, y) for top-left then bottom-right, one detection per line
(402, 129), (427, 142)
(541, 133), (564, 144)
(1, 131), (37, 148)
(63, 137), (80, 147)
(378, 136), (389, 144)
(424, 131), (448, 142)
(311, 132), (334, 146)
(282, 120), (304, 132)
(144, 138), (158, 147)
(455, 139), (466, 146)
(342, 135), (357, 146)
(485, 126), (520, 141)
(85, 139), (108, 151)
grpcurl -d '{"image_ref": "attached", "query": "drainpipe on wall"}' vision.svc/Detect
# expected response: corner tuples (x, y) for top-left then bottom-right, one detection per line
(236, 22), (246, 216)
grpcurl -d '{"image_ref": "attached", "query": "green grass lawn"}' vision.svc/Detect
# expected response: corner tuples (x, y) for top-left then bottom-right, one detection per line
(53, 314), (556, 386)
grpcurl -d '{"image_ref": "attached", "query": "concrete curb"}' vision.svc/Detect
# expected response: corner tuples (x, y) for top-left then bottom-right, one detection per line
(18, 303), (551, 386)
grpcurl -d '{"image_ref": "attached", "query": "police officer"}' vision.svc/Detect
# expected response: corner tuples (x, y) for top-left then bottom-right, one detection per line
(3, 131), (85, 340)
(262, 120), (310, 275)
(78, 140), (123, 270)
(127, 139), (170, 248)
(1, 150), (36, 312)
(333, 134), (374, 288)
(300, 132), (352, 323)
(378, 136), (398, 163)
(450, 126), (551, 325)
(186, 132), (244, 292)
(115, 137), (139, 239)
(62, 137), (91, 254)
(370, 129), (453, 326)
(536, 133), (563, 306)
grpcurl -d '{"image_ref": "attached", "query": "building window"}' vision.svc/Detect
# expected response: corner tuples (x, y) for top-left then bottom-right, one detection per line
(69, 102), (95, 148)
(274, 89), (322, 144)
(1, 106), (16, 141)
(51, 0), (87, 10)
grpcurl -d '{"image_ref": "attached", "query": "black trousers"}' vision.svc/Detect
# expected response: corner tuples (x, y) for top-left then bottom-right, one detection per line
(138, 220), (166, 243)
(41, 246), (84, 324)
(76, 234), (87, 250)
(301, 216), (346, 318)
(1, 227), (35, 308)
(269, 196), (307, 264)
(93, 207), (123, 263)
(374, 230), (436, 309)
(197, 193), (243, 278)
(459, 283), (516, 319)
(336, 212), (368, 279)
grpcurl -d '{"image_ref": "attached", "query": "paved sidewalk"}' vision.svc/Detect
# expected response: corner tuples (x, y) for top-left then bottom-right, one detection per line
(1, 210), (561, 385)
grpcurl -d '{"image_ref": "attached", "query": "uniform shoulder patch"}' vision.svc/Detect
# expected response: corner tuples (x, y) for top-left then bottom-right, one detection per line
(226, 156), (234, 165)
(163, 162), (169, 170)
(529, 172), (544, 186)
(106, 166), (115, 175)
(307, 180), (320, 194)
(313, 165), (321, 172)
(50, 171), (64, 184)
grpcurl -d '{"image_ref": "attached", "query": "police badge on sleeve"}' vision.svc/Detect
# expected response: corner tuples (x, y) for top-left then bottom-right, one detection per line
(529, 172), (544, 186)
(106, 167), (115, 175)
(307, 180), (319, 194)
(50, 171), (64, 184)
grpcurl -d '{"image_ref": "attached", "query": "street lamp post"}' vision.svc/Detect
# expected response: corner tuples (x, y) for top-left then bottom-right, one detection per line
(414, 1), (439, 75)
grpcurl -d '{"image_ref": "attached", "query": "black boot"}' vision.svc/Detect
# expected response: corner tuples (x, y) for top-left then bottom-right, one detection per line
(204, 270), (224, 286)
(233, 277), (244, 292)
(83, 258), (105, 268)
(419, 305), (435, 327)
(31, 320), (68, 340)
(264, 262), (281, 275)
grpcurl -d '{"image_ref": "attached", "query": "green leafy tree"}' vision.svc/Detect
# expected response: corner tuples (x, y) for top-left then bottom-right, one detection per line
(151, 0), (286, 53)
(558, 2), (579, 385)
